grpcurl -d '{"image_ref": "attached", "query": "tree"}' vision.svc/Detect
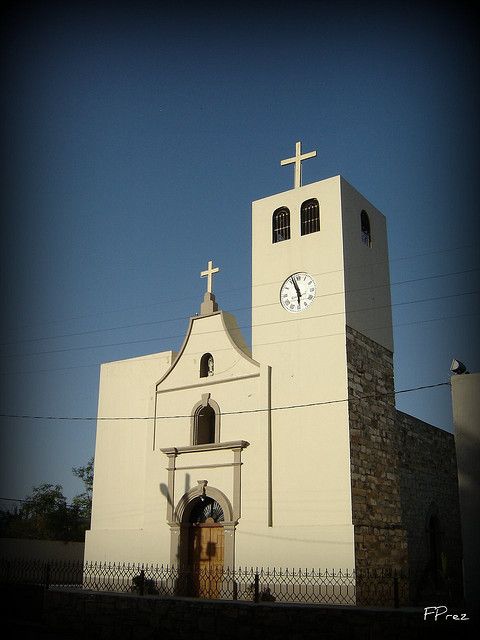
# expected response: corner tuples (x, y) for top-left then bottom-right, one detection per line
(22, 483), (76, 540)
(0, 457), (94, 542)
(71, 456), (94, 523)
(0, 483), (78, 540)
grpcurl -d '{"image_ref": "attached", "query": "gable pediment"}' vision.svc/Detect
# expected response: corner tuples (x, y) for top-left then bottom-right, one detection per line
(156, 311), (260, 393)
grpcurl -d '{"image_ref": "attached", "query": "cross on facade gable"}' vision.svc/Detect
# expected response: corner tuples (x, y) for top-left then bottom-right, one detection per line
(280, 141), (317, 189)
(200, 260), (220, 294)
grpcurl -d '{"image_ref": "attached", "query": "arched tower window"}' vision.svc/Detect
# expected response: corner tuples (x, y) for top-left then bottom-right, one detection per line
(272, 207), (291, 243)
(193, 404), (216, 445)
(300, 198), (320, 236)
(200, 353), (214, 378)
(361, 210), (371, 246)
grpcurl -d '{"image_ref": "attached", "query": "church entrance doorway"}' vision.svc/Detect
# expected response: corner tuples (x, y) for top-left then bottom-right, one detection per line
(187, 497), (224, 598)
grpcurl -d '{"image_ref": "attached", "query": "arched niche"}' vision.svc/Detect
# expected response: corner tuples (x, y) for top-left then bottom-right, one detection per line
(190, 394), (221, 445)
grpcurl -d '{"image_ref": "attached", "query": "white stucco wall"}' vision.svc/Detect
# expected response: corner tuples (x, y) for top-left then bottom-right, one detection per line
(340, 177), (393, 352)
(451, 372), (480, 611)
(86, 175), (393, 573)
(251, 177), (354, 569)
(85, 350), (175, 562)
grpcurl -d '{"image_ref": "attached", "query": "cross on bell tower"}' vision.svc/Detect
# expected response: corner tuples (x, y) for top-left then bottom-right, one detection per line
(199, 259), (220, 315)
(280, 141), (317, 189)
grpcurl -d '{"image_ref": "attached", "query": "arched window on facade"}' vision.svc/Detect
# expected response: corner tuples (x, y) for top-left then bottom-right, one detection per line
(189, 497), (224, 524)
(361, 210), (371, 246)
(272, 207), (291, 243)
(200, 353), (214, 378)
(193, 404), (216, 445)
(300, 198), (320, 236)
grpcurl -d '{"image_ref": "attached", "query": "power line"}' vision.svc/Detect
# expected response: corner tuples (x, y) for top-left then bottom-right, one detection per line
(7, 242), (474, 331)
(0, 381), (450, 421)
(0, 244), (477, 345)
(0, 309), (478, 376)
(1, 266), (478, 349)
(0, 496), (83, 509)
(1, 285), (478, 359)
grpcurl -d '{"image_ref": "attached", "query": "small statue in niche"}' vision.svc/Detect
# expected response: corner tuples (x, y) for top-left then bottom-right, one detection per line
(207, 356), (214, 376)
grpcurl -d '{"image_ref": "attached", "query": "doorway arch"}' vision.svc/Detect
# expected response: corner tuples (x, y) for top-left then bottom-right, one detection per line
(170, 482), (235, 577)
(187, 496), (225, 597)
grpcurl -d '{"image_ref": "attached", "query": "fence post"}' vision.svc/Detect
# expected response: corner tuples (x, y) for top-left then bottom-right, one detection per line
(393, 572), (399, 609)
(139, 569), (145, 596)
(44, 562), (51, 591)
(254, 571), (259, 603)
(41, 562), (51, 618)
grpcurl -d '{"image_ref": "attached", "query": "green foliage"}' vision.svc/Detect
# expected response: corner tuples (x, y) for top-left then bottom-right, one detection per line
(71, 457), (94, 522)
(72, 457), (94, 493)
(0, 458), (94, 542)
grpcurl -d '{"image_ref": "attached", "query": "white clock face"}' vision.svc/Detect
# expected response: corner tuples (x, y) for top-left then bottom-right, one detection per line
(280, 272), (316, 313)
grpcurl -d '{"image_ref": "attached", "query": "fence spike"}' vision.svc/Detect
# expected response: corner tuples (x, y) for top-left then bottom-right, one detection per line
(3, 558), (412, 606)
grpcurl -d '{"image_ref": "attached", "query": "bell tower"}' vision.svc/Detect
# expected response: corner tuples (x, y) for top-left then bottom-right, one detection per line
(252, 143), (393, 378)
(249, 143), (394, 568)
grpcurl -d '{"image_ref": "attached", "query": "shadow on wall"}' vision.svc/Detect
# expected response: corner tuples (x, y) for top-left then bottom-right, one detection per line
(159, 473), (191, 512)
(397, 417), (463, 605)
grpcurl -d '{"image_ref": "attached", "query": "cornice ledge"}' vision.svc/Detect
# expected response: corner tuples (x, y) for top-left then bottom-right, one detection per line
(160, 440), (250, 456)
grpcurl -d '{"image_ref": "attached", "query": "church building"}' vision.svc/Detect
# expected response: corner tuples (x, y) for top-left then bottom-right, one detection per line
(84, 143), (463, 603)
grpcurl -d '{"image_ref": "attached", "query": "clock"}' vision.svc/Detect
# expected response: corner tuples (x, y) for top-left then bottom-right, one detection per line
(280, 272), (316, 313)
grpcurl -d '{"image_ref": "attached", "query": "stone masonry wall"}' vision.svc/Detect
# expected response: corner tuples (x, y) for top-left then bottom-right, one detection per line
(346, 325), (463, 604)
(396, 411), (463, 602)
(346, 326), (409, 575)
(39, 588), (472, 640)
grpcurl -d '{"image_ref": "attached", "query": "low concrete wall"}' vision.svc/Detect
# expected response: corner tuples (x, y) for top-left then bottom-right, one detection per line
(42, 588), (473, 640)
(0, 538), (84, 561)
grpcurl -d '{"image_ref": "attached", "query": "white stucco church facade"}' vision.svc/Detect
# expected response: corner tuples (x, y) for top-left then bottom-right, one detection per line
(85, 144), (462, 598)
(85, 143), (392, 572)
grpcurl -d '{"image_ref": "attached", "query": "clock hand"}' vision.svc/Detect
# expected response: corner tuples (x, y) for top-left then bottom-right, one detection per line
(291, 277), (301, 304)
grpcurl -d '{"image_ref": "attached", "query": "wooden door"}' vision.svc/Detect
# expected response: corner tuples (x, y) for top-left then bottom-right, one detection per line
(189, 519), (224, 598)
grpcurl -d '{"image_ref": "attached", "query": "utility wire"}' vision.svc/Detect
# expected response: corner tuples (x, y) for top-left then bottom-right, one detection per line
(1, 286), (478, 359)
(0, 497), (83, 509)
(0, 309), (478, 376)
(6, 244), (477, 329)
(0, 381), (450, 421)
(1, 268), (479, 349)
(5, 242), (477, 334)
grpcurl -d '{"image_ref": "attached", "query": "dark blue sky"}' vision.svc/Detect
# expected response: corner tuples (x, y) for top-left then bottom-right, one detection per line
(1, 1), (479, 501)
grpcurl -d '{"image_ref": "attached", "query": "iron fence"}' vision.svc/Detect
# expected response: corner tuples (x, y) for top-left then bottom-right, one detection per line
(0, 558), (412, 607)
